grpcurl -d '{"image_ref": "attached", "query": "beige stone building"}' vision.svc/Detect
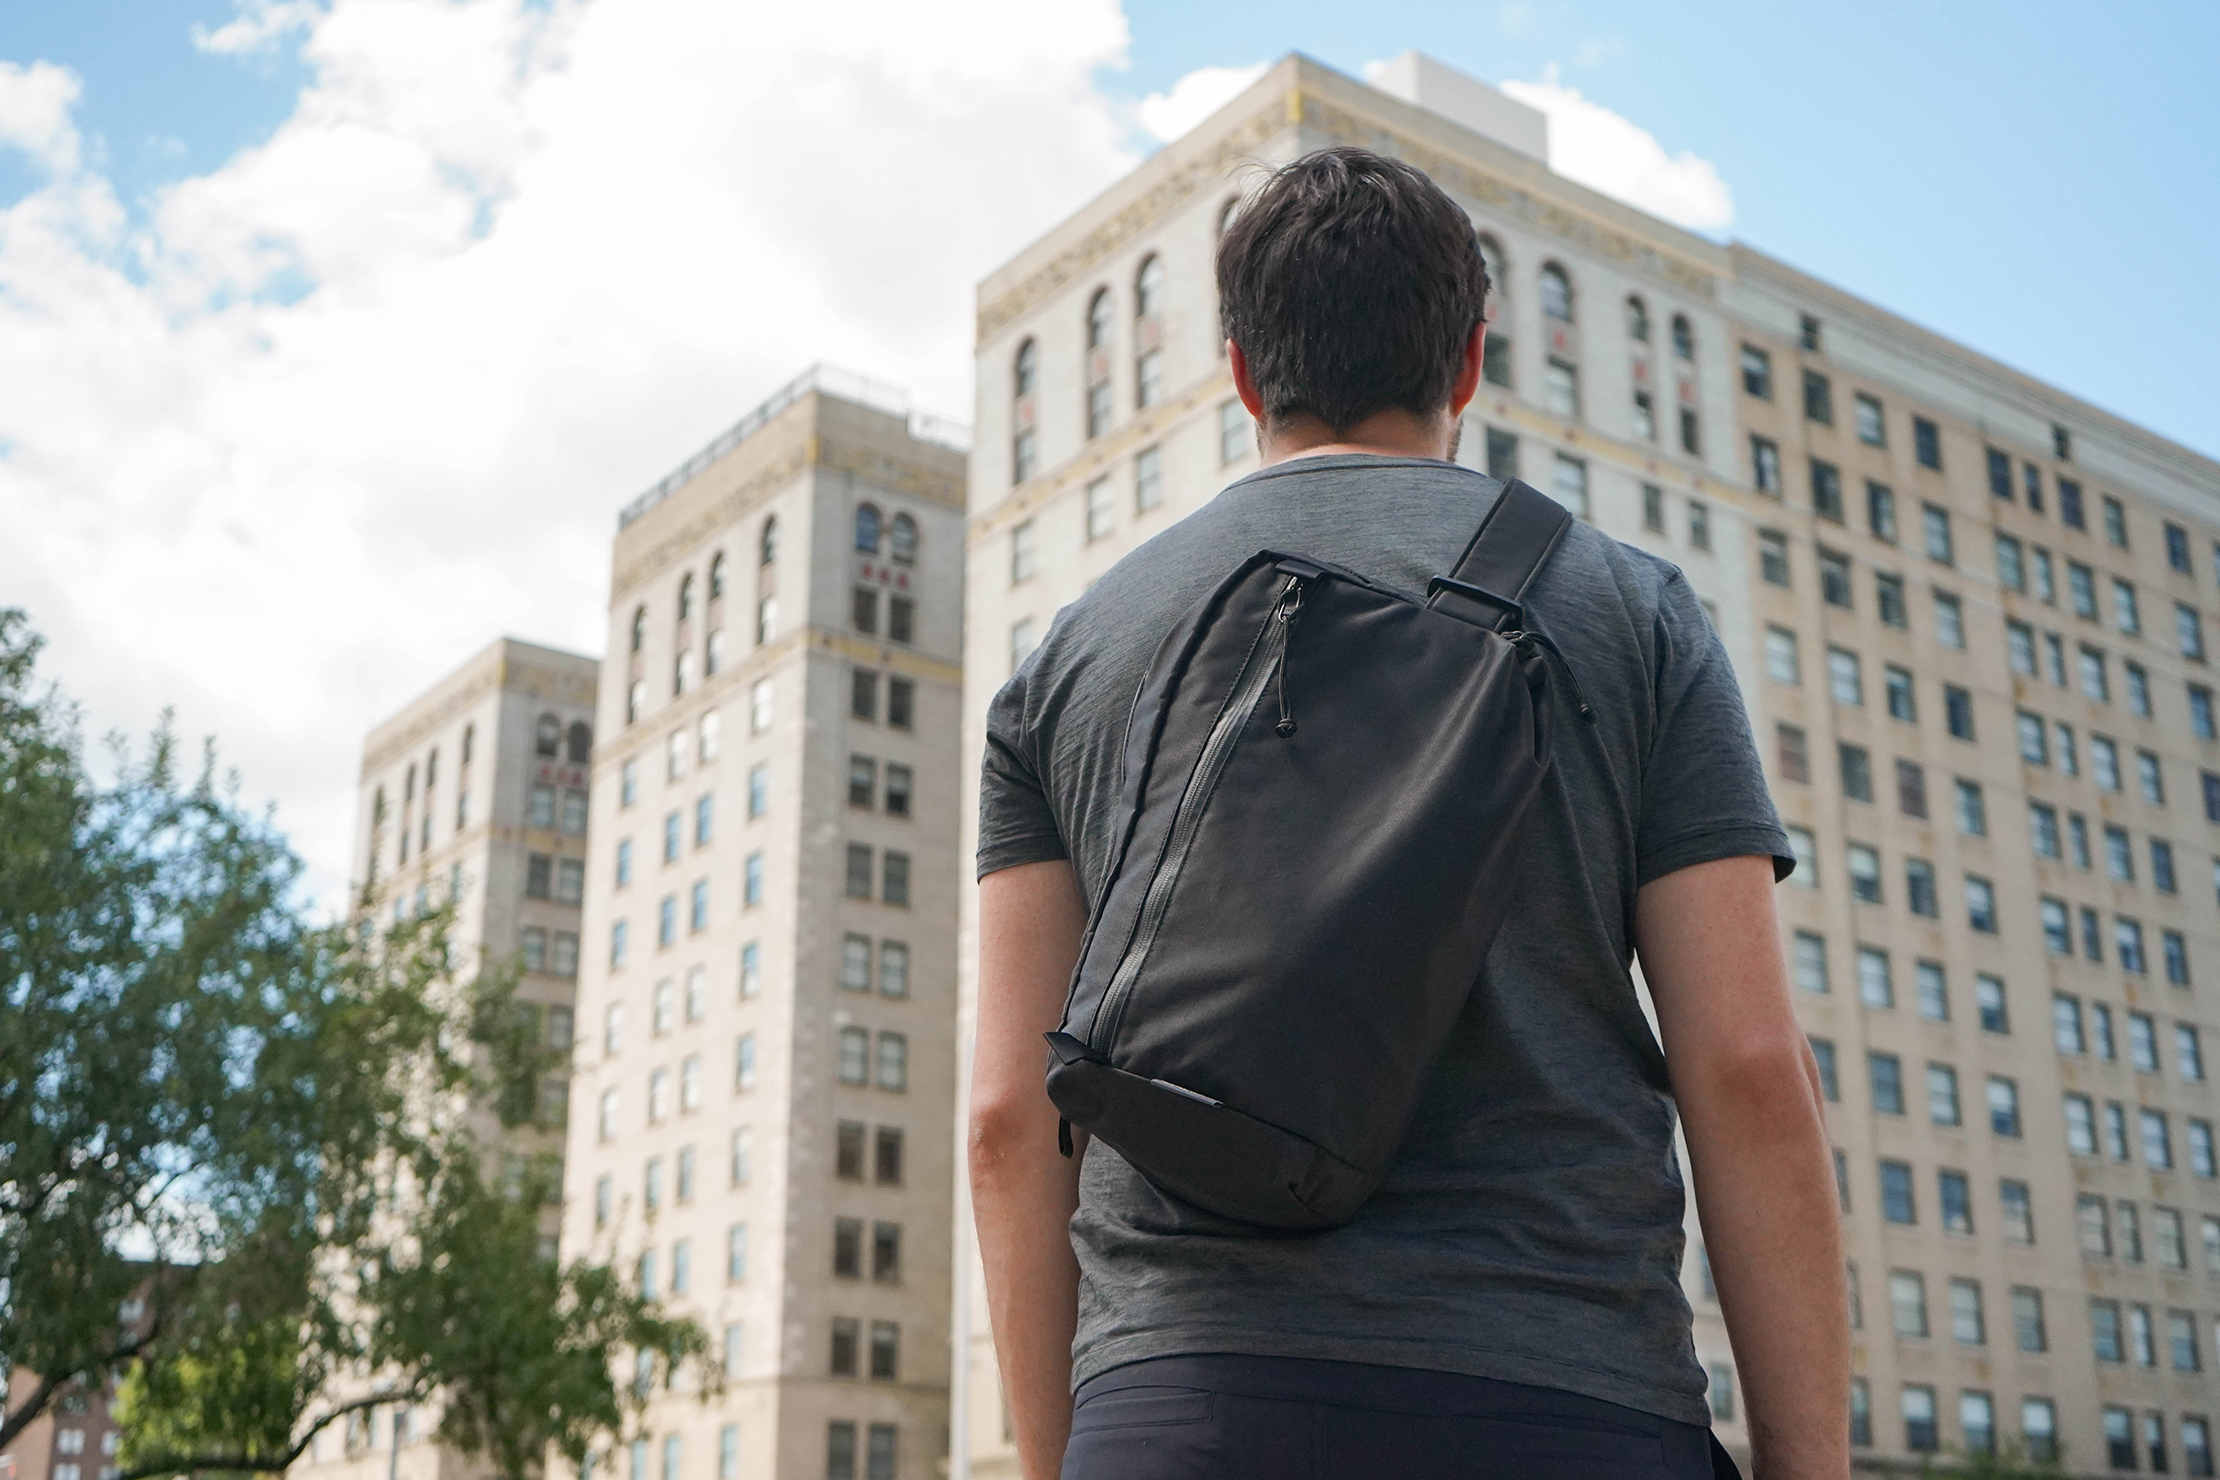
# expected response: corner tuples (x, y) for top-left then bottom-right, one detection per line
(558, 368), (966, 1480)
(294, 636), (600, 1480)
(953, 51), (2220, 1478)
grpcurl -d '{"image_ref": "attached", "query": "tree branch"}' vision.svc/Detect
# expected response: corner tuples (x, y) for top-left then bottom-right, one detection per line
(108, 1387), (424, 1480)
(0, 1371), (71, 1452)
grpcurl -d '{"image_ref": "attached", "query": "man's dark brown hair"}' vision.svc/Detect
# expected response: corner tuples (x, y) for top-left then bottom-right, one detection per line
(1217, 146), (1490, 436)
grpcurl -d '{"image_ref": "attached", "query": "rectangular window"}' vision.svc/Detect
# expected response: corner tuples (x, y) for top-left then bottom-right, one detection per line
(2059, 477), (2085, 527)
(1914, 416), (1941, 469)
(2127, 660), (2152, 715)
(2006, 618), (2036, 674)
(1828, 647), (1862, 706)
(1885, 664), (1915, 721)
(1133, 445), (1164, 512)
(1751, 435), (1781, 494)
(1631, 389), (1656, 442)
(1758, 529), (1790, 586)
(1949, 1276), (1984, 1341)
(2069, 560), (2098, 619)
(1858, 946), (1892, 1008)
(2194, 1122), (2218, 1178)
(1923, 504), (1953, 564)
(1855, 392), (1885, 445)
(1792, 931), (1828, 994)
(2080, 1194), (2112, 1257)
(2040, 897), (2070, 954)
(1008, 519), (1036, 584)
(2001, 1180), (2034, 1244)
(1867, 480), (1897, 541)
(844, 844), (872, 900)
(1996, 532), (2026, 590)
(2168, 521), (2192, 572)
(1987, 447), (2014, 501)
(1550, 454), (1589, 519)
(742, 851), (763, 907)
(1987, 1076), (2021, 1136)
(2105, 495), (2128, 548)
(1880, 1161), (1915, 1224)
(1764, 627), (1799, 686)
(1890, 1270), (1928, 1335)
(735, 1032), (756, 1091)
(1916, 961), (1949, 1022)
(875, 1126), (904, 1185)
(1896, 759), (1927, 817)
(1820, 548), (1853, 606)
(2181, 1024), (2205, 1081)
(1787, 826), (1817, 886)
(2114, 577), (2142, 634)
(882, 851), (910, 906)
(1927, 1063), (1960, 1125)
(876, 1031), (908, 1091)
(1483, 334), (1513, 389)
(1945, 685), (1974, 740)
(1775, 723), (1809, 783)
(1687, 500), (1710, 550)
(1812, 460), (1844, 523)
(1965, 875), (1997, 933)
(2144, 1108), (2174, 1169)
(1851, 1379), (1872, 1449)
(1740, 344), (1772, 398)
(1485, 426), (1518, 482)
(836, 1026), (868, 1085)
(1906, 858), (1937, 917)
(1839, 743), (1873, 802)
(1869, 1052), (1905, 1114)
(1934, 590), (1964, 648)
(1543, 357), (1580, 418)
(2081, 646), (2109, 703)
(1848, 843), (1882, 903)
(1876, 571), (1906, 626)
(835, 1120), (866, 1180)
(1803, 369), (1833, 425)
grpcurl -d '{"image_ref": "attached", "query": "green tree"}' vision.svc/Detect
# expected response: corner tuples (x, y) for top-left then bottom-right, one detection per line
(1918, 1436), (2071, 1477)
(0, 609), (708, 1477)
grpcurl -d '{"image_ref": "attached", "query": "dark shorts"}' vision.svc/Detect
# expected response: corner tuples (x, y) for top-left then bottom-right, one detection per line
(1062, 1355), (1735, 1480)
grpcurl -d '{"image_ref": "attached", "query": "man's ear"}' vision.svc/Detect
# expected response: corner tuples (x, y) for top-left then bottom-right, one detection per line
(1449, 322), (1485, 418)
(1228, 341), (1267, 420)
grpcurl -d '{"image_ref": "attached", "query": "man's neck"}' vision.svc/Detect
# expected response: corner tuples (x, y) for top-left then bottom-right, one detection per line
(1256, 407), (1458, 468)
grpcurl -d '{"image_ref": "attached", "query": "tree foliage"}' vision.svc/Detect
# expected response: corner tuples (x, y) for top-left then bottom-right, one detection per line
(0, 609), (708, 1477)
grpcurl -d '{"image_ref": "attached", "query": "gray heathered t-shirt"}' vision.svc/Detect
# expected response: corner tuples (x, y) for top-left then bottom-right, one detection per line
(976, 454), (1791, 1426)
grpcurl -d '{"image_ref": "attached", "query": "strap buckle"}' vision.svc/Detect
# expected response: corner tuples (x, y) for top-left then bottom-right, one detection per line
(1425, 575), (1523, 632)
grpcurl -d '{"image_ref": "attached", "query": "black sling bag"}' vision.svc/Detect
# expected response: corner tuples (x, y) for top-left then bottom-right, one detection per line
(1043, 478), (1583, 1231)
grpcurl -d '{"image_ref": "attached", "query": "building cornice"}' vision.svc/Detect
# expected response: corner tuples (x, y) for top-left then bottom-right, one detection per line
(361, 644), (597, 779)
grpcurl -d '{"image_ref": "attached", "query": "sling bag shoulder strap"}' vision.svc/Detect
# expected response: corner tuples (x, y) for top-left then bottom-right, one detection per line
(1424, 478), (1573, 632)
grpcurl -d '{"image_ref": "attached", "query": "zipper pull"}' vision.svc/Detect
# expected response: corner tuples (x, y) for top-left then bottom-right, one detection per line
(1274, 577), (1304, 737)
(1509, 629), (1597, 725)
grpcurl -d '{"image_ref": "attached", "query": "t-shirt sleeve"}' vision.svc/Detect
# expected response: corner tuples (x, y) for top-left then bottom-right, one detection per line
(1637, 574), (1795, 886)
(977, 664), (1070, 879)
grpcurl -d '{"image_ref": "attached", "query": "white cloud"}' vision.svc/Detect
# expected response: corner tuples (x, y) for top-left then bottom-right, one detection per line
(0, 0), (1138, 908)
(1137, 61), (1266, 143)
(193, 0), (323, 56)
(0, 59), (84, 173)
(1502, 69), (1732, 232)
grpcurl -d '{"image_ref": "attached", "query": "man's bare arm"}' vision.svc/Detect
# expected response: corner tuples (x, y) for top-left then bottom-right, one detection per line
(1636, 855), (1849, 1479)
(970, 860), (1090, 1480)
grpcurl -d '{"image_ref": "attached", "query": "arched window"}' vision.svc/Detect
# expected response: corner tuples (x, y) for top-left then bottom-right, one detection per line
(567, 721), (592, 765)
(708, 552), (726, 600)
(889, 513), (918, 565)
(1540, 263), (1574, 323)
(1135, 255), (1164, 320)
(630, 606), (646, 654)
(460, 723), (474, 764)
(1085, 289), (1114, 438)
(535, 714), (562, 757)
(1012, 340), (1039, 484)
(759, 516), (778, 566)
(1671, 313), (1695, 361)
(1625, 295), (1649, 341)
(1087, 287), (1113, 351)
(677, 572), (694, 622)
(854, 503), (882, 554)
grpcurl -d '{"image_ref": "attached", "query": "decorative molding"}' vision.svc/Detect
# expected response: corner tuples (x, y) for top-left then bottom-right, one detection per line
(362, 663), (501, 778)
(500, 656), (601, 709)
(1294, 93), (1720, 302)
(810, 629), (963, 688)
(817, 436), (966, 511)
(975, 100), (1288, 345)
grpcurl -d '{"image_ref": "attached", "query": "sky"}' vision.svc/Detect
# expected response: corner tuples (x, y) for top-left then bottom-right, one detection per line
(2, 0), (2214, 909)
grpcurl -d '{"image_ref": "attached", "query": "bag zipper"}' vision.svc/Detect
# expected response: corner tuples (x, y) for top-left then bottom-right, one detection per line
(1088, 574), (1304, 1052)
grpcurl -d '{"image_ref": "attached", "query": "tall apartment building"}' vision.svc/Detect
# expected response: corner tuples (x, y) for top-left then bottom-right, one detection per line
(559, 368), (966, 1480)
(954, 52), (2220, 1478)
(301, 637), (599, 1479)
